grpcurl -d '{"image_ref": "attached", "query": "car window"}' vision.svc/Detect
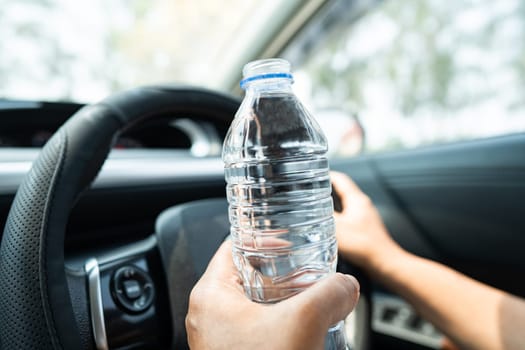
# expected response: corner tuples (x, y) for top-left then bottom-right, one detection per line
(283, 0), (525, 157)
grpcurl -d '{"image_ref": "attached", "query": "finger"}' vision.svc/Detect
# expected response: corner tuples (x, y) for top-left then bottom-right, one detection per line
(330, 171), (365, 211)
(282, 273), (360, 329)
(201, 240), (238, 281)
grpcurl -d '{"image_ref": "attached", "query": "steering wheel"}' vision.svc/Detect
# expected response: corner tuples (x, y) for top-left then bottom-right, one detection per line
(0, 86), (370, 349)
(0, 86), (238, 349)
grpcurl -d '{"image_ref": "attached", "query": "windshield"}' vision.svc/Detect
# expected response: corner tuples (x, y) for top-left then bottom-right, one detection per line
(284, 0), (525, 154)
(0, 0), (289, 103)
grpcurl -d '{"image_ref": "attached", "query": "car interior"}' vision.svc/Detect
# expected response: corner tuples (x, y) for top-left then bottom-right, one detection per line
(1, 0), (524, 349)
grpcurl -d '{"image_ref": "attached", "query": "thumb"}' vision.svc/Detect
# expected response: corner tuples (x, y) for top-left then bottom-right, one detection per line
(282, 273), (360, 330)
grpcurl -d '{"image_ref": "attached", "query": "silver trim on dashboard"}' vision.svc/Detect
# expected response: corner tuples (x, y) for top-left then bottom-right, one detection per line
(170, 119), (222, 157)
(85, 258), (109, 350)
(0, 149), (225, 195)
(371, 294), (443, 349)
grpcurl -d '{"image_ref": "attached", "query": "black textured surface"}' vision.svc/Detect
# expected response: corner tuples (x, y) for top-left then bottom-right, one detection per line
(0, 133), (64, 349)
(66, 269), (94, 350)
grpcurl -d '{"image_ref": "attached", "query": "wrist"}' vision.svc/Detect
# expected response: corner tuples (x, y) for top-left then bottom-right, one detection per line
(365, 243), (413, 281)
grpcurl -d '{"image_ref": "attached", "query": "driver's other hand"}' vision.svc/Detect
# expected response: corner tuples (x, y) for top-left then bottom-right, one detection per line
(186, 241), (360, 350)
(331, 171), (404, 270)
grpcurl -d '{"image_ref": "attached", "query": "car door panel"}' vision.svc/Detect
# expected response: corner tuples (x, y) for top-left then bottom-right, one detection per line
(333, 134), (525, 292)
(373, 134), (525, 296)
(332, 133), (525, 349)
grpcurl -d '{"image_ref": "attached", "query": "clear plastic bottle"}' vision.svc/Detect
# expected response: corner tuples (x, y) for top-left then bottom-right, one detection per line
(223, 58), (347, 349)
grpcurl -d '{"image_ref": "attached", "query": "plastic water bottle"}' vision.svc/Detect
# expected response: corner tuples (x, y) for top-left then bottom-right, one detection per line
(223, 58), (347, 349)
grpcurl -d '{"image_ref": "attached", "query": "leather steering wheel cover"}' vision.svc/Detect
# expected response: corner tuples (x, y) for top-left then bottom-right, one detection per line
(0, 86), (239, 349)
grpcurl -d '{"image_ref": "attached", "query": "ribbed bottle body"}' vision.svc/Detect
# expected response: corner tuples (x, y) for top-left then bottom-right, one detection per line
(225, 155), (336, 302)
(223, 88), (337, 303)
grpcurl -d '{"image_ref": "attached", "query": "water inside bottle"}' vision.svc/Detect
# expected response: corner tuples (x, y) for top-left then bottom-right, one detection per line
(232, 235), (337, 303)
(227, 155), (337, 303)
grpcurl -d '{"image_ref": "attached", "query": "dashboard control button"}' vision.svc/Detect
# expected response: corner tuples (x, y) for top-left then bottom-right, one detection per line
(111, 265), (154, 313)
(123, 280), (142, 299)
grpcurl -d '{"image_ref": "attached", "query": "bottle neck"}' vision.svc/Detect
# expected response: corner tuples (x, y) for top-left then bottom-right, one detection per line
(244, 78), (294, 95)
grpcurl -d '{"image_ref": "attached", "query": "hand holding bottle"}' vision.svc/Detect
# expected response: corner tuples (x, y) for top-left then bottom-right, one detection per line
(186, 240), (360, 350)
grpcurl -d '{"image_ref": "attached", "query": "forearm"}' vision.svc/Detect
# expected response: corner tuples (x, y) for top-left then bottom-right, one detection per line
(368, 250), (525, 350)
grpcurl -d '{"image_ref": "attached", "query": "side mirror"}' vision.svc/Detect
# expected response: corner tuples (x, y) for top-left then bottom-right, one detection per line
(314, 108), (365, 157)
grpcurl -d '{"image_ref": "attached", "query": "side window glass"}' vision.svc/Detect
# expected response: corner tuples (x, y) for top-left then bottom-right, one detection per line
(284, 0), (525, 158)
